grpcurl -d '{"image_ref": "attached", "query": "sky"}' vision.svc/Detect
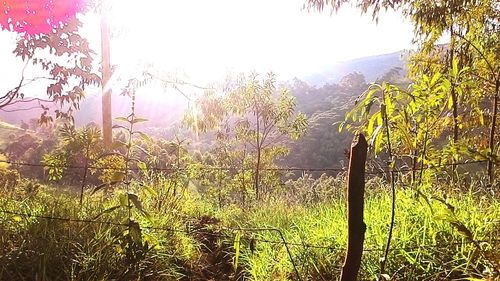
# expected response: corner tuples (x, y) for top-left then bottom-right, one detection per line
(102, 0), (415, 83)
(0, 0), (415, 98)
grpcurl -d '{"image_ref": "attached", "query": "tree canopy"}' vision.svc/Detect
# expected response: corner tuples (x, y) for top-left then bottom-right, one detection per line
(185, 73), (308, 199)
(308, 0), (499, 183)
(0, 0), (99, 124)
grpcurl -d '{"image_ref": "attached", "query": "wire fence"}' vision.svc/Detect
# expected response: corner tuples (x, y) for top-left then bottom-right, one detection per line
(0, 159), (489, 175)
(0, 208), (498, 254)
(0, 157), (497, 279)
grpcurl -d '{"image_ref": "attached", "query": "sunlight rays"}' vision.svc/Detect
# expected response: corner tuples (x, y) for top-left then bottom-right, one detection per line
(97, 0), (413, 86)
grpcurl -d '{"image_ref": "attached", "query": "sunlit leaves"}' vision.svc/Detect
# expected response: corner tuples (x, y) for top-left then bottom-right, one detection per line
(184, 72), (308, 200)
(1, 2), (100, 124)
(309, 0), (500, 179)
(341, 70), (456, 158)
(233, 231), (242, 272)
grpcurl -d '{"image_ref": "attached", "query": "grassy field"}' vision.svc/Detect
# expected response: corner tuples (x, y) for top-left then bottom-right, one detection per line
(0, 178), (498, 280)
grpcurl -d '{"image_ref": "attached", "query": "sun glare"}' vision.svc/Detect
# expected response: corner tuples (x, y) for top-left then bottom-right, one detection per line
(98, 0), (413, 89)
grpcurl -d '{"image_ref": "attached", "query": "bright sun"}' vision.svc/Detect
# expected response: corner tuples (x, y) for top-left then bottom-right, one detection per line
(97, 0), (227, 104)
(104, 0), (229, 84)
(1, 0), (413, 108)
(98, 0), (413, 84)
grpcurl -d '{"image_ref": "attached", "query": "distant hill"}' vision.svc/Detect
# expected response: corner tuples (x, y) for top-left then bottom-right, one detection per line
(0, 86), (188, 129)
(0, 120), (25, 149)
(0, 50), (408, 130)
(282, 51), (411, 169)
(0, 50), (412, 170)
(303, 50), (408, 85)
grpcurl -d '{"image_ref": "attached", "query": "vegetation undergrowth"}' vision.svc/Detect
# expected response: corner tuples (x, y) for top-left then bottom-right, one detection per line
(0, 1), (499, 279)
(0, 178), (498, 280)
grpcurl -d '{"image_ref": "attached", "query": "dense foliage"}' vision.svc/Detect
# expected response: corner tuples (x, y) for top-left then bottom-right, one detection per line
(308, 0), (500, 184)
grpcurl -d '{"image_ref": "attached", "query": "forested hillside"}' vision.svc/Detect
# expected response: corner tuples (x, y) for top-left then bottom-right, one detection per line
(0, 51), (405, 127)
(303, 50), (407, 85)
(285, 67), (408, 170)
(0, 0), (498, 280)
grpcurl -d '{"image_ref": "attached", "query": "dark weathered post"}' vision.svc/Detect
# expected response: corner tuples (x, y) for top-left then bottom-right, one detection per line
(340, 134), (368, 281)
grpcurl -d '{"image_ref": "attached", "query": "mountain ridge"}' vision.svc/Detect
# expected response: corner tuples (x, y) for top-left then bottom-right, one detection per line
(303, 50), (407, 85)
(0, 50), (408, 128)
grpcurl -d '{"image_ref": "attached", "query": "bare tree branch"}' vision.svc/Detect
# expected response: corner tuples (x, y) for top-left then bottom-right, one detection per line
(8, 97), (54, 106)
(147, 72), (214, 91)
(0, 59), (30, 109)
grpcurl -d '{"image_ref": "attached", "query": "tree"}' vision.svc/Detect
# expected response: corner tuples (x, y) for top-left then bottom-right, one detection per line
(340, 72), (367, 90)
(185, 73), (308, 200)
(0, 1), (100, 124)
(308, 1), (499, 277)
(308, 0), (499, 183)
(20, 120), (29, 131)
(41, 124), (124, 204)
(283, 77), (358, 172)
(28, 118), (39, 131)
(5, 134), (40, 160)
(100, 10), (113, 147)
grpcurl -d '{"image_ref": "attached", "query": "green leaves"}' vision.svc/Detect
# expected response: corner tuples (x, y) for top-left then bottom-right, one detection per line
(128, 193), (145, 214)
(137, 161), (148, 176)
(115, 117), (129, 123)
(92, 205), (121, 220)
(371, 124), (384, 154)
(135, 131), (152, 143)
(233, 231), (241, 272)
(115, 116), (148, 124)
(91, 181), (120, 195)
(183, 72), (308, 200)
(128, 219), (143, 245)
(131, 117), (148, 124)
(119, 193), (129, 207)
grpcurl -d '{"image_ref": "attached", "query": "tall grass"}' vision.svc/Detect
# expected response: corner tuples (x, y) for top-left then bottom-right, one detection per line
(0, 183), (197, 280)
(0, 179), (498, 280)
(211, 185), (500, 280)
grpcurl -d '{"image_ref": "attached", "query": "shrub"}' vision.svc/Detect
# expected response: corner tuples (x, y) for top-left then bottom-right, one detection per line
(0, 167), (20, 191)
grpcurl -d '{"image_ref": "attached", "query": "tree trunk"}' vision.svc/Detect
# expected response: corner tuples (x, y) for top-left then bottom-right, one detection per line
(254, 146), (261, 200)
(254, 104), (261, 200)
(241, 153), (247, 208)
(101, 14), (112, 147)
(487, 80), (499, 185)
(411, 149), (418, 184)
(449, 28), (458, 177)
(79, 146), (90, 207)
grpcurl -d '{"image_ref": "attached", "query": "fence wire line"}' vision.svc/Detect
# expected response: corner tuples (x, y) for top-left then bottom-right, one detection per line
(0, 159), (488, 175)
(0, 209), (498, 253)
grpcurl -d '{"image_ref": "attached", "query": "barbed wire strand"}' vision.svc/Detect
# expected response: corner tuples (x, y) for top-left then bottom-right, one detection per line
(0, 209), (498, 253)
(0, 158), (495, 275)
(0, 159), (488, 174)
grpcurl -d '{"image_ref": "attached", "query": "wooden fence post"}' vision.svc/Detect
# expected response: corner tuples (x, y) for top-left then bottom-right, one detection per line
(340, 134), (368, 281)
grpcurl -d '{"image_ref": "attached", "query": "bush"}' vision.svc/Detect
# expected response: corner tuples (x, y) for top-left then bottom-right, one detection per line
(283, 173), (345, 205)
(0, 167), (20, 191)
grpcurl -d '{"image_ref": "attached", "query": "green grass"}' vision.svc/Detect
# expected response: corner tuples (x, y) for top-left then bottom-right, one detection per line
(0, 180), (498, 280)
(215, 189), (499, 280)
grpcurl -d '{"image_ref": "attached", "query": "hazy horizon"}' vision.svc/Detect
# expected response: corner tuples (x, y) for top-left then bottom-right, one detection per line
(0, 0), (414, 97)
